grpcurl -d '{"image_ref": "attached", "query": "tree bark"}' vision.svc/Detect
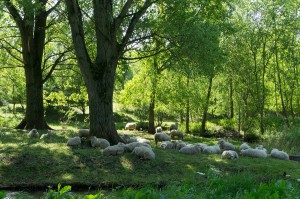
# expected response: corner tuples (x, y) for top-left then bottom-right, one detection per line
(5, 0), (52, 130)
(65, 0), (154, 144)
(201, 76), (213, 134)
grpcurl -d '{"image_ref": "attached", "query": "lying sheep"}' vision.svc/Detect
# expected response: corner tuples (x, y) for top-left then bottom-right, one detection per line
(221, 150), (239, 160)
(179, 144), (202, 155)
(125, 123), (136, 130)
(203, 145), (221, 154)
(156, 126), (162, 133)
(170, 129), (183, 140)
(136, 138), (151, 145)
(121, 134), (137, 143)
(240, 148), (268, 158)
(40, 131), (53, 139)
(239, 142), (251, 151)
(78, 129), (90, 138)
(218, 139), (235, 151)
(28, 129), (39, 138)
(255, 145), (268, 154)
(90, 136), (110, 149)
(124, 142), (152, 152)
(103, 143), (125, 156)
(160, 141), (176, 149)
(67, 137), (81, 146)
(176, 140), (187, 150)
(132, 146), (155, 160)
(194, 143), (208, 152)
(154, 132), (171, 146)
(270, 149), (289, 160)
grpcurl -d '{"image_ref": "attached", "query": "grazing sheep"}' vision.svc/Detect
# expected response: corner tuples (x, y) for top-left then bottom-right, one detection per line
(124, 142), (152, 152)
(125, 123), (136, 130)
(169, 124), (178, 131)
(255, 145), (268, 154)
(218, 139), (235, 151)
(28, 129), (39, 138)
(170, 129), (184, 140)
(221, 150), (239, 160)
(78, 129), (90, 138)
(239, 142), (251, 151)
(132, 146), (155, 160)
(121, 134), (137, 143)
(240, 148), (268, 158)
(160, 141), (176, 149)
(154, 132), (171, 146)
(67, 137), (81, 147)
(103, 143), (125, 156)
(156, 126), (163, 133)
(176, 140), (187, 150)
(270, 149), (289, 160)
(203, 145), (221, 154)
(40, 131), (53, 139)
(179, 145), (202, 155)
(90, 136), (110, 149)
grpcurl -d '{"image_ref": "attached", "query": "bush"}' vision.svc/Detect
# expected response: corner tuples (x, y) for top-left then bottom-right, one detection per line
(136, 122), (148, 131)
(244, 132), (261, 143)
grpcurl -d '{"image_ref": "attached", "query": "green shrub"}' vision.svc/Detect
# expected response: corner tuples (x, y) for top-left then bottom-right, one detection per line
(136, 122), (148, 131)
(244, 132), (261, 143)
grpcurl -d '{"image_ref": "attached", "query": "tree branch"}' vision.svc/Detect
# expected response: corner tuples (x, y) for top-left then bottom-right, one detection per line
(46, 0), (63, 16)
(114, 0), (133, 30)
(4, 0), (24, 31)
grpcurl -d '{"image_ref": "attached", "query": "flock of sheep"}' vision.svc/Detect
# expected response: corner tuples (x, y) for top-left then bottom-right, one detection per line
(27, 124), (290, 161)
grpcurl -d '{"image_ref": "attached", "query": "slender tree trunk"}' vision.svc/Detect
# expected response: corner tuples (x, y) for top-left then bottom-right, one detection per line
(229, 77), (234, 119)
(201, 76), (213, 134)
(148, 98), (156, 134)
(185, 78), (190, 134)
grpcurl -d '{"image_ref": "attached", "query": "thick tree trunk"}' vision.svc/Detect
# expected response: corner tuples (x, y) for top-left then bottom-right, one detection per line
(6, 0), (52, 130)
(16, 65), (51, 129)
(85, 63), (122, 144)
(201, 77), (213, 134)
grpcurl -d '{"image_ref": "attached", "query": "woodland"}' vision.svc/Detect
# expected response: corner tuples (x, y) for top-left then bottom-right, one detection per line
(0, 0), (300, 198)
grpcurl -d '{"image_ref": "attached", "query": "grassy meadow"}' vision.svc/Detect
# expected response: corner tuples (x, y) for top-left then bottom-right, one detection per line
(0, 107), (300, 198)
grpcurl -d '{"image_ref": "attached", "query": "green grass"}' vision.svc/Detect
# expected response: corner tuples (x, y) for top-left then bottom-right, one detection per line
(0, 128), (299, 193)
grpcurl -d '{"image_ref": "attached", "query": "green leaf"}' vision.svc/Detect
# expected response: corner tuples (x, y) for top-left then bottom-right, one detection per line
(59, 185), (72, 195)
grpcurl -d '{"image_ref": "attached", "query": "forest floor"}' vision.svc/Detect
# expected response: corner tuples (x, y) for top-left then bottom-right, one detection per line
(0, 126), (300, 198)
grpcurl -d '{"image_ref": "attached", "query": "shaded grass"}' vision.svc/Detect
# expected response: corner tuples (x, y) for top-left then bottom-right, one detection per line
(0, 128), (299, 195)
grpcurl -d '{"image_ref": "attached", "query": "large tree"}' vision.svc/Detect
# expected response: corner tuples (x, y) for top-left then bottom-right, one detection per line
(65, 0), (158, 143)
(3, 0), (69, 129)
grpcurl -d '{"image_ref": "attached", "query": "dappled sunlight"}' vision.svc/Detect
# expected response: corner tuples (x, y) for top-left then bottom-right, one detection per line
(61, 173), (75, 181)
(120, 156), (134, 171)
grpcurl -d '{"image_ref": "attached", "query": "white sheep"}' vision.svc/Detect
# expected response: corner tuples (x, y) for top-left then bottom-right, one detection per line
(78, 129), (90, 138)
(160, 141), (176, 149)
(136, 138), (151, 145)
(176, 140), (187, 150)
(221, 150), (239, 160)
(28, 129), (39, 138)
(202, 145), (221, 154)
(40, 131), (53, 139)
(90, 136), (110, 149)
(170, 129), (183, 140)
(154, 132), (171, 146)
(270, 149), (289, 160)
(255, 145), (268, 154)
(121, 134), (137, 143)
(124, 142), (152, 152)
(240, 148), (268, 158)
(156, 126), (163, 133)
(67, 137), (81, 146)
(194, 143), (208, 152)
(103, 143), (125, 156)
(125, 123), (136, 130)
(179, 144), (202, 155)
(218, 139), (235, 151)
(239, 142), (251, 151)
(132, 146), (155, 160)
